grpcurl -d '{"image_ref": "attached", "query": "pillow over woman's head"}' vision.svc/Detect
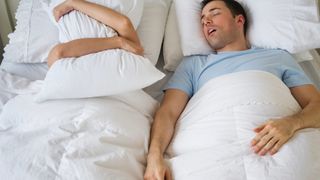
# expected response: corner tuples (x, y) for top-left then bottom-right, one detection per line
(35, 0), (165, 102)
(44, 0), (144, 30)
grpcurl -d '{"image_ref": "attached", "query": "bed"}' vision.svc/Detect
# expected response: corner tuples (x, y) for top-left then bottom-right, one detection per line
(0, 0), (320, 180)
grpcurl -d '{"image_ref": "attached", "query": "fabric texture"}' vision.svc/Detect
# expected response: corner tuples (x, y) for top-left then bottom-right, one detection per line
(164, 48), (312, 97)
(0, 89), (158, 180)
(163, 2), (183, 71)
(166, 70), (320, 180)
(44, 0), (144, 30)
(3, 0), (59, 63)
(35, 0), (165, 102)
(174, 0), (320, 56)
(137, 0), (172, 65)
(35, 49), (165, 102)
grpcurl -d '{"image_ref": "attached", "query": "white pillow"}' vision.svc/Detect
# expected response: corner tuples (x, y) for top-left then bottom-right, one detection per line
(45, 0), (171, 65)
(45, 0), (144, 30)
(3, 0), (59, 64)
(34, 49), (165, 102)
(35, 0), (164, 101)
(174, 0), (213, 56)
(137, 0), (172, 65)
(163, 2), (183, 71)
(3, 0), (171, 67)
(174, 0), (320, 55)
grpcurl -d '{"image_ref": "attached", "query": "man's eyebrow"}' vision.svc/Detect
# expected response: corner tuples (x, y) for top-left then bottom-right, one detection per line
(201, 8), (221, 20)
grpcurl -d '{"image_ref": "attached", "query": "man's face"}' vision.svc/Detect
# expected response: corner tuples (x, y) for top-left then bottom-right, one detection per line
(201, 1), (242, 51)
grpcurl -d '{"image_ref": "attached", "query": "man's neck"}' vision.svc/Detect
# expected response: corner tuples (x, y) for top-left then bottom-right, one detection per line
(216, 38), (249, 53)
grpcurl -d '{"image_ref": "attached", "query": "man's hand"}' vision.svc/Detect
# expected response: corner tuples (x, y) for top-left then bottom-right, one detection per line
(144, 155), (172, 180)
(251, 118), (299, 156)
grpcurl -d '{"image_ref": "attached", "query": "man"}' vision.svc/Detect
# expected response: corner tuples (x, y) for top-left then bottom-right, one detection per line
(144, 0), (320, 179)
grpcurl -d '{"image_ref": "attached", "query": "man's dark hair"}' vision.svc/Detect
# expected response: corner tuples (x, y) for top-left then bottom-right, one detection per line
(201, 0), (248, 36)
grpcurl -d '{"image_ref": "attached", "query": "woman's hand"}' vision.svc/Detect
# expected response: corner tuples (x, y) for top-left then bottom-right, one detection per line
(144, 155), (172, 180)
(251, 117), (299, 156)
(47, 43), (65, 68)
(119, 37), (144, 56)
(53, 0), (83, 22)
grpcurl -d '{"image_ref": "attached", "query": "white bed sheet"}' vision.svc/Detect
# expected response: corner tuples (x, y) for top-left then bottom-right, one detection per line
(0, 68), (159, 180)
(166, 70), (320, 180)
(0, 61), (48, 80)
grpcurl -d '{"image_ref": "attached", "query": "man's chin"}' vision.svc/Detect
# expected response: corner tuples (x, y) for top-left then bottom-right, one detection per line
(208, 43), (224, 51)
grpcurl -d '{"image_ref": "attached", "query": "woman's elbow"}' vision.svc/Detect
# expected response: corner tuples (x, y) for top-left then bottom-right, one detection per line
(118, 16), (133, 33)
(47, 44), (65, 67)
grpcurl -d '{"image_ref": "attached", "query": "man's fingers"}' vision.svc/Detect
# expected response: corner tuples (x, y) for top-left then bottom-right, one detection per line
(269, 140), (285, 155)
(258, 138), (279, 156)
(252, 132), (273, 153)
(251, 125), (269, 146)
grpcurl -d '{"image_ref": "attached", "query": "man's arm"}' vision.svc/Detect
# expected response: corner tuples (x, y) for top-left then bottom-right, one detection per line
(251, 84), (320, 156)
(144, 89), (189, 180)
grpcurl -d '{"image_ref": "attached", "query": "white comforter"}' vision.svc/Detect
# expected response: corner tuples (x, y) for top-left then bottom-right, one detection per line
(0, 70), (158, 180)
(166, 70), (320, 180)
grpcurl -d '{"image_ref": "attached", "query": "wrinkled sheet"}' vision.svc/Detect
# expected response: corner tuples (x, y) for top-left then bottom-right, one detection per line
(0, 69), (41, 113)
(166, 70), (320, 180)
(0, 69), (159, 180)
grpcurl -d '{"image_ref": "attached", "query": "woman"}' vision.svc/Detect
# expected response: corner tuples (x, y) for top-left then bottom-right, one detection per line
(47, 0), (144, 67)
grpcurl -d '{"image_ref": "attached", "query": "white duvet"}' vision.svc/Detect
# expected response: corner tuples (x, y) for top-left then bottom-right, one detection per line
(166, 70), (320, 180)
(0, 70), (158, 180)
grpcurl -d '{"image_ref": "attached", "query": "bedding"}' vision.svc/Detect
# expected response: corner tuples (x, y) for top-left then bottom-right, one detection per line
(137, 0), (172, 65)
(35, 0), (165, 102)
(3, 0), (59, 63)
(0, 1), (165, 179)
(0, 70), (40, 113)
(0, 86), (158, 180)
(163, 2), (183, 71)
(0, 61), (48, 80)
(44, 0), (144, 30)
(2, 0), (171, 66)
(173, 0), (320, 56)
(165, 70), (320, 179)
(35, 49), (165, 102)
(43, 0), (144, 41)
(163, 1), (319, 71)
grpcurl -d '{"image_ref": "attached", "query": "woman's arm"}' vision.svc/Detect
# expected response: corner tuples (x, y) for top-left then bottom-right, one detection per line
(48, 0), (145, 68)
(53, 0), (142, 47)
(47, 36), (143, 67)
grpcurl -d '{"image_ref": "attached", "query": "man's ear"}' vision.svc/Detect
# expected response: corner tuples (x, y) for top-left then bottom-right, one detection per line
(235, 14), (245, 27)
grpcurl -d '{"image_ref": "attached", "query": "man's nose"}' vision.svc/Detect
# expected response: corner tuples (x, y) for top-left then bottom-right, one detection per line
(203, 17), (212, 25)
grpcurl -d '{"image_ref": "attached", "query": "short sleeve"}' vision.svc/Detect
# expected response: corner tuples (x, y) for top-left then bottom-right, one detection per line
(163, 57), (195, 97)
(281, 53), (313, 87)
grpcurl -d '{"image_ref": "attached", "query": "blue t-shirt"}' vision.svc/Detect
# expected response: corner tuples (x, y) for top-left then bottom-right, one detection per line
(164, 47), (312, 97)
